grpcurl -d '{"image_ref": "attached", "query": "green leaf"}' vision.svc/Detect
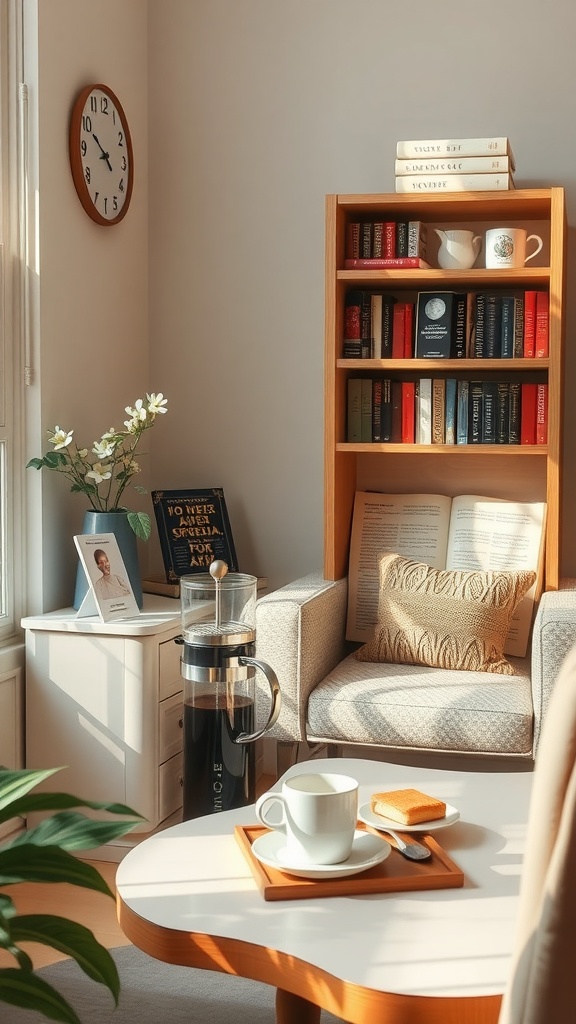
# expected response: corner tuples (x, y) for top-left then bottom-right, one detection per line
(9, 916), (119, 1002)
(43, 451), (68, 469)
(0, 845), (114, 897)
(127, 509), (151, 541)
(7, 811), (142, 851)
(25, 457), (44, 469)
(0, 968), (84, 1023)
(0, 767), (61, 817)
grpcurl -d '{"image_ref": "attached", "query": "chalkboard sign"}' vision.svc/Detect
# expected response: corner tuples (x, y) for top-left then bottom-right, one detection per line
(151, 488), (238, 581)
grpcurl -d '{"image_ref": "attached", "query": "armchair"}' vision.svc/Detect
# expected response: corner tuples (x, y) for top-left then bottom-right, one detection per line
(255, 572), (576, 774)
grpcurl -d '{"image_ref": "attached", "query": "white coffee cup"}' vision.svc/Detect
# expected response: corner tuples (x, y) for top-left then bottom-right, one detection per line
(485, 227), (543, 269)
(255, 772), (359, 866)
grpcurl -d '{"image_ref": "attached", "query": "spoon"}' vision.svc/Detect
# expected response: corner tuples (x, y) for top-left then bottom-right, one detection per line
(378, 828), (431, 861)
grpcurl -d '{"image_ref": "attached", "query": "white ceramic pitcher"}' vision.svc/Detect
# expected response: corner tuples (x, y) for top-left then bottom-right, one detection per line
(435, 228), (482, 270)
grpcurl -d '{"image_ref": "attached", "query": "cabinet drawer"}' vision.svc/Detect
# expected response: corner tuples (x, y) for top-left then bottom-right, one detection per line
(159, 690), (184, 763)
(159, 751), (183, 822)
(159, 637), (183, 701)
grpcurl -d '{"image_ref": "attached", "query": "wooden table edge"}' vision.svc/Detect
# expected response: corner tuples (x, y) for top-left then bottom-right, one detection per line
(117, 894), (501, 1024)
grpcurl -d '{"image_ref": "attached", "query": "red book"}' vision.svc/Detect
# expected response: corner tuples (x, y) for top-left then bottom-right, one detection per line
(520, 383), (537, 444)
(523, 290), (537, 357)
(384, 222), (396, 258)
(372, 222), (384, 258)
(392, 304), (406, 358)
(536, 383), (548, 444)
(403, 303), (414, 358)
(535, 291), (549, 358)
(343, 257), (431, 269)
(401, 382), (415, 443)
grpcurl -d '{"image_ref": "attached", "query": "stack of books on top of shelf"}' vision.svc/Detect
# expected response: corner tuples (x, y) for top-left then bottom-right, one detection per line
(394, 137), (516, 194)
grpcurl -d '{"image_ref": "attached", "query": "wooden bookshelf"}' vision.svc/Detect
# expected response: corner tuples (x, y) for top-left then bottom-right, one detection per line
(324, 188), (566, 588)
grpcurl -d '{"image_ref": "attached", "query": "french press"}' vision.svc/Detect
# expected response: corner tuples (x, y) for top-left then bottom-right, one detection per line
(178, 560), (281, 819)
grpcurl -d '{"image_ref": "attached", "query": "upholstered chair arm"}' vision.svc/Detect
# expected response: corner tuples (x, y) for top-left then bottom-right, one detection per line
(531, 587), (576, 751)
(255, 572), (348, 742)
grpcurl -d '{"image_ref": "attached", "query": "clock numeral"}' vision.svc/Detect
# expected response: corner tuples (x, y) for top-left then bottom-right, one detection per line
(101, 96), (109, 115)
(82, 114), (92, 133)
(103, 197), (108, 214)
(81, 140), (87, 157)
(84, 166), (91, 184)
(120, 156), (127, 171)
(118, 178), (125, 193)
(117, 130), (124, 148)
(113, 196), (118, 211)
(94, 191), (99, 204)
(90, 96), (97, 112)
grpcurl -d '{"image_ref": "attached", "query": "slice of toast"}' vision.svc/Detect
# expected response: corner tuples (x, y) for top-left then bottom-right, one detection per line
(370, 788), (446, 826)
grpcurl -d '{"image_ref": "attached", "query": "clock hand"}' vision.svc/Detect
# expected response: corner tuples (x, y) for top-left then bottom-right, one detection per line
(92, 133), (113, 172)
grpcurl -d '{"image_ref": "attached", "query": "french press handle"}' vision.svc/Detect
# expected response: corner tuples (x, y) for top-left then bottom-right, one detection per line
(234, 657), (281, 743)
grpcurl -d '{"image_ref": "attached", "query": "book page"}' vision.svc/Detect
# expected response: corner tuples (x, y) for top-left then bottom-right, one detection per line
(445, 496), (546, 657)
(346, 492), (452, 642)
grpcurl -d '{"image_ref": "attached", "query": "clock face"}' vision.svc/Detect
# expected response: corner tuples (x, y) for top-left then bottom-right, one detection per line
(69, 84), (134, 226)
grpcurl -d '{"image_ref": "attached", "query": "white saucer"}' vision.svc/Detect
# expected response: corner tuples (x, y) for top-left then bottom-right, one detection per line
(251, 828), (390, 880)
(358, 801), (460, 833)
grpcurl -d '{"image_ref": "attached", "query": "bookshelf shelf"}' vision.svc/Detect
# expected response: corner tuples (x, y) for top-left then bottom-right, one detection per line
(325, 188), (566, 587)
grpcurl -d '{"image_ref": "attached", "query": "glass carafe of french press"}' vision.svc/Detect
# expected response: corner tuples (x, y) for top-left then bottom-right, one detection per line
(179, 560), (281, 819)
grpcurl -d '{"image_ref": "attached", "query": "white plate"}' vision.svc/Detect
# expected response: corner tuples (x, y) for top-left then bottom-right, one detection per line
(358, 801), (460, 833)
(250, 828), (391, 880)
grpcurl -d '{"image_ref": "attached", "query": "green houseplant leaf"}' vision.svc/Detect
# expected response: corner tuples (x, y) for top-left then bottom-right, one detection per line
(0, 766), (143, 1021)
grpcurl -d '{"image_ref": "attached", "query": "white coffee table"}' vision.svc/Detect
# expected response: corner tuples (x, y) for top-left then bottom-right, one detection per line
(116, 757), (532, 1024)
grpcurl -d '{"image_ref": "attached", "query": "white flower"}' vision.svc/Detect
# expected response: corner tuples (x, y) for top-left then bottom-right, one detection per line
(92, 438), (116, 459)
(49, 427), (73, 449)
(85, 462), (112, 484)
(147, 393), (168, 416)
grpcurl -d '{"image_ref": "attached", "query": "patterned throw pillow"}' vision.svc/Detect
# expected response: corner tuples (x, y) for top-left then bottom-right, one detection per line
(356, 553), (536, 675)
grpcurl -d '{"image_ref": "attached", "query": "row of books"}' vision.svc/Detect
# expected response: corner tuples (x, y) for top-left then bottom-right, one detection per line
(347, 377), (548, 446)
(394, 136), (516, 193)
(345, 218), (428, 269)
(343, 289), (549, 360)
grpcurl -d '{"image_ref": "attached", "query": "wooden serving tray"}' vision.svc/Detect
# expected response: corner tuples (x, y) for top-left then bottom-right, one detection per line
(235, 823), (464, 901)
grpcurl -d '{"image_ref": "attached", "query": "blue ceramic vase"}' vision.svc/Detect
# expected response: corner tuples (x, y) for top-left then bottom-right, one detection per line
(73, 510), (144, 610)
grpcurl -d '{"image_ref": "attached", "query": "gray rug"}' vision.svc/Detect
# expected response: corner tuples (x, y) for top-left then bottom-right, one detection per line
(8, 944), (343, 1022)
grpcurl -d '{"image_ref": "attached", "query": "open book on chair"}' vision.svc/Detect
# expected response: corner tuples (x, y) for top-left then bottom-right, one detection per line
(346, 491), (547, 657)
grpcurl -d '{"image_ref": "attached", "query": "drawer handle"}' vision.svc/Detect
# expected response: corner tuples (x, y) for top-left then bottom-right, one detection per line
(179, 777), (184, 787)
(178, 717), (183, 729)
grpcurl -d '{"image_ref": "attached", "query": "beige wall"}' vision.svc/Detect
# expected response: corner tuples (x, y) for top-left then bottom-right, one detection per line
(24, 0), (576, 608)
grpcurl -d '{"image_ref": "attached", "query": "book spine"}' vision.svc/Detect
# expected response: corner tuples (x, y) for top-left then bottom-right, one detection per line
(346, 222), (360, 260)
(396, 137), (515, 167)
(361, 378), (372, 442)
(395, 172), (514, 193)
(396, 221), (408, 256)
(417, 378), (432, 444)
(513, 295), (524, 357)
(343, 257), (431, 269)
(381, 377), (392, 442)
(500, 296), (515, 358)
(392, 304), (406, 359)
(360, 291), (372, 359)
(372, 222), (383, 258)
(401, 381), (415, 443)
(432, 378), (445, 444)
(381, 297), (394, 358)
(468, 381), (483, 444)
(535, 291), (549, 358)
(383, 222), (396, 258)
(444, 377), (457, 445)
(403, 302), (414, 358)
(496, 381), (510, 443)
(520, 383), (538, 444)
(474, 293), (486, 358)
(391, 380), (402, 442)
(343, 290), (362, 358)
(407, 220), (428, 258)
(371, 377), (383, 441)
(481, 381), (498, 443)
(452, 293), (467, 358)
(536, 383), (548, 444)
(466, 292), (476, 357)
(484, 294), (502, 358)
(361, 222), (373, 258)
(371, 293), (383, 359)
(395, 155), (512, 175)
(508, 382), (521, 443)
(347, 378), (362, 441)
(523, 290), (537, 357)
(456, 379), (469, 444)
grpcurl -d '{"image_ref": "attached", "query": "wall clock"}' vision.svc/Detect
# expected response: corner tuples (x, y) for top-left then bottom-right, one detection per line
(69, 83), (134, 226)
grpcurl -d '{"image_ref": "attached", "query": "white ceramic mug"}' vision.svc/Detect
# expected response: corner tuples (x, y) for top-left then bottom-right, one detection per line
(255, 772), (359, 865)
(485, 227), (543, 269)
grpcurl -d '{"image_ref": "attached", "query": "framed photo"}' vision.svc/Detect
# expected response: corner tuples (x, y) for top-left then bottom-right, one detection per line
(74, 532), (140, 622)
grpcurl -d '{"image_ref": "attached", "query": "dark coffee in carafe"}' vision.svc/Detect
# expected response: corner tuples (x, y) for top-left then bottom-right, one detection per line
(182, 694), (255, 819)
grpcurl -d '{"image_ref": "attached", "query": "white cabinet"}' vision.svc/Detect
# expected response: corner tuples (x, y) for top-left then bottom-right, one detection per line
(22, 597), (184, 843)
(0, 657), (25, 840)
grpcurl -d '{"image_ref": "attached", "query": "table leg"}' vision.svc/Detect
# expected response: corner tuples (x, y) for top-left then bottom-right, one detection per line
(275, 988), (321, 1024)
